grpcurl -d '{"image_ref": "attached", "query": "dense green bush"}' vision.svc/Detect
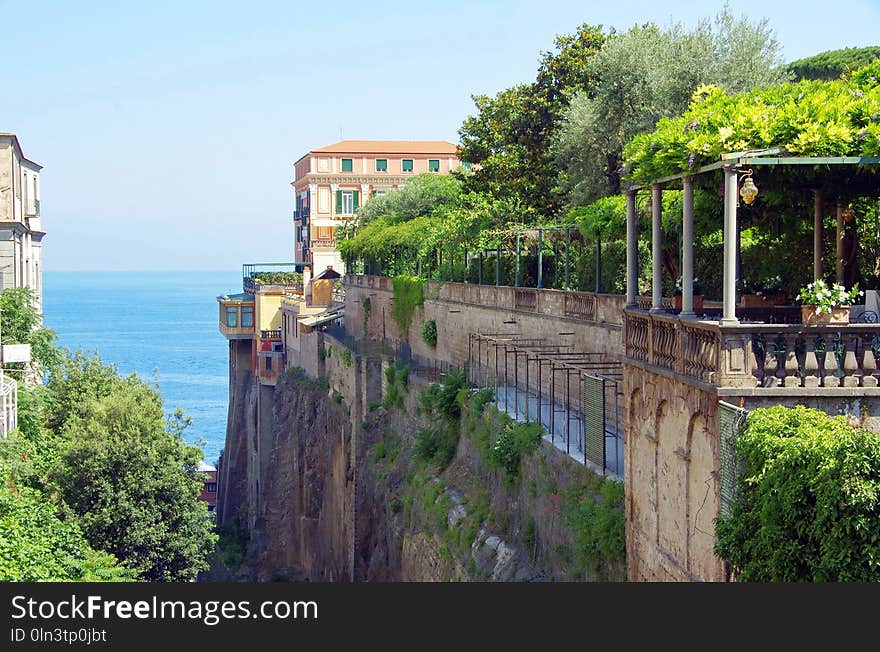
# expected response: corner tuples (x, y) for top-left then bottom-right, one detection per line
(421, 319), (437, 348)
(489, 421), (544, 478)
(788, 46), (880, 81)
(715, 405), (880, 581)
(419, 367), (469, 420)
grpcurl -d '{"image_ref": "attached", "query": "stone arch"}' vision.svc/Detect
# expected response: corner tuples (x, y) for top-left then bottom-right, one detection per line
(656, 397), (688, 563)
(687, 410), (720, 580)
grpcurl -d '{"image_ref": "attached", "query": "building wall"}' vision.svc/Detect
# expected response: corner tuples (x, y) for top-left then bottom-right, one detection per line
(622, 362), (722, 582)
(256, 293), (283, 332)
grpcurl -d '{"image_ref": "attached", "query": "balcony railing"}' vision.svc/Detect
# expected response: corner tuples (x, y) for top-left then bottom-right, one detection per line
(624, 309), (880, 390)
(242, 262), (309, 294)
(311, 239), (337, 250)
(260, 329), (282, 340)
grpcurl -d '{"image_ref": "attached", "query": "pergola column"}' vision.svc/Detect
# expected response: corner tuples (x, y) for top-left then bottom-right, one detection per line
(625, 191), (637, 307)
(650, 183), (662, 312)
(680, 175), (696, 319)
(721, 165), (739, 325)
(813, 190), (823, 280)
(836, 202), (844, 283)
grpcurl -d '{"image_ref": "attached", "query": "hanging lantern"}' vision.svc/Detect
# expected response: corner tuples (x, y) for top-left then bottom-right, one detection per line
(739, 173), (758, 205)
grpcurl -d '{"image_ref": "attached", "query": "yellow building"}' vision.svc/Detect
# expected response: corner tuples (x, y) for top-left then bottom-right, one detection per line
(218, 263), (310, 386)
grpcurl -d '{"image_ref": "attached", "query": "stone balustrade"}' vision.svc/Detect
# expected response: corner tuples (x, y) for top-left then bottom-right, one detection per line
(624, 309), (880, 390)
(345, 274), (625, 325)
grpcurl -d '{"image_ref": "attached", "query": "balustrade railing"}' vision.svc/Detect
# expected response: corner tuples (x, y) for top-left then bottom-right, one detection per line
(564, 293), (596, 320)
(514, 288), (537, 311)
(624, 309), (880, 390)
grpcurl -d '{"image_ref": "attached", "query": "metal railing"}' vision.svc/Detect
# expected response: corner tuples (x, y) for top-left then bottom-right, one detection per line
(467, 333), (623, 477)
(0, 375), (17, 438)
(260, 329), (282, 340)
(242, 262), (310, 293)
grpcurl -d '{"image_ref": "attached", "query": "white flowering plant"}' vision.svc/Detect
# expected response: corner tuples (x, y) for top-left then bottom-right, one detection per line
(797, 280), (862, 315)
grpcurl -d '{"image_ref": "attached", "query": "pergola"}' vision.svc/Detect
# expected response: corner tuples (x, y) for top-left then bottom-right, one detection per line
(624, 149), (880, 322)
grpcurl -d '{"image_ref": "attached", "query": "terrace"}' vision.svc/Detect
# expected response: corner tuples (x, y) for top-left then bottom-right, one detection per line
(622, 150), (880, 397)
(242, 262), (311, 294)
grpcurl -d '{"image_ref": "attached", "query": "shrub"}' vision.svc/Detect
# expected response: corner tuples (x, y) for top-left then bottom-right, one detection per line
(414, 425), (459, 468)
(340, 348), (353, 367)
(489, 421), (544, 478)
(421, 319), (438, 348)
(715, 405), (880, 582)
(420, 367), (470, 421)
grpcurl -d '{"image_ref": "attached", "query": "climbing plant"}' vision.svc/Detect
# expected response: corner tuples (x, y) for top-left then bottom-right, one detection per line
(715, 405), (880, 581)
(391, 275), (425, 336)
(421, 319), (437, 348)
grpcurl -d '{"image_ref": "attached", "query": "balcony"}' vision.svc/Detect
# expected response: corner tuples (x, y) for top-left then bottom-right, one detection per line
(242, 262), (310, 294)
(217, 293), (255, 340)
(624, 309), (880, 396)
(311, 239), (337, 250)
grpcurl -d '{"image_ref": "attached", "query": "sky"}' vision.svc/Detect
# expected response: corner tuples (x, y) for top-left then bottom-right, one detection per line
(3, 0), (878, 271)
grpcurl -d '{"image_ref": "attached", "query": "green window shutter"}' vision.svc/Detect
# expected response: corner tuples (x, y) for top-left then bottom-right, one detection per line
(402, 159), (413, 172)
(429, 159), (439, 172)
(353, 190), (359, 211)
(341, 158), (353, 172)
(335, 190), (342, 214)
(371, 190), (377, 198)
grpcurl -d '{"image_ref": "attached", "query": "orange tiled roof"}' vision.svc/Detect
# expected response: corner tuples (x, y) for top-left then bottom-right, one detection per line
(310, 140), (459, 155)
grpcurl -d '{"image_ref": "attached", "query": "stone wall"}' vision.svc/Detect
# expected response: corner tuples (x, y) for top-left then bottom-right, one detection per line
(343, 275), (626, 368)
(623, 361), (722, 582)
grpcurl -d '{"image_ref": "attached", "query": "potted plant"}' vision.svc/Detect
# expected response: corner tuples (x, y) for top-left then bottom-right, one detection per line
(673, 276), (703, 311)
(797, 280), (862, 325)
(741, 275), (786, 307)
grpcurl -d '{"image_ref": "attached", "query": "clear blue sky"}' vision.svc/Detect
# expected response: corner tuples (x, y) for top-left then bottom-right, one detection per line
(3, 0), (878, 271)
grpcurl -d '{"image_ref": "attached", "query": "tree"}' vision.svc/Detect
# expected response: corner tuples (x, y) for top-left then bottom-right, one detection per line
(457, 23), (605, 215)
(788, 46), (880, 81)
(0, 473), (131, 581)
(0, 287), (61, 371)
(54, 377), (217, 581)
(554, 6), (789, 207)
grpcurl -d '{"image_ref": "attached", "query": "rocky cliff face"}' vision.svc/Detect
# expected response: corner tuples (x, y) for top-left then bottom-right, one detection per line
(213, 362), (624, 583)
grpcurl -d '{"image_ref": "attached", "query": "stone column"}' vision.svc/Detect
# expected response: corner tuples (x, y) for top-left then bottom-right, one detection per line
(680, 176), (695, 319)
(625, 191), (637, 307)
(813, 190), (823, 280)
(836, 202), (844, 283)
(722, 166), (739, 325)
(650, 183), (662, 312)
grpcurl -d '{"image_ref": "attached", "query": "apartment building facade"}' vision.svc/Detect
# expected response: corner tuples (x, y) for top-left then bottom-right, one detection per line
(0, 133), (45, 312)
(291, 140), (462, 272)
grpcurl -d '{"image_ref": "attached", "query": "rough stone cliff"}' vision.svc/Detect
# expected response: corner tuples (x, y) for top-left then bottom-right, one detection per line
(210, 362), (625, 582)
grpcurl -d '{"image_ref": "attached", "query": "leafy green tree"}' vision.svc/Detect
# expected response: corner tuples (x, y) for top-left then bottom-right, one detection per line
(0, 287), (61, 371)
(53, 369), (217, 581)
(458, 23), (605, 215)
(555, 6), (789, 206)
(0, 473), (131, 581)
(788, 46), (880, 81)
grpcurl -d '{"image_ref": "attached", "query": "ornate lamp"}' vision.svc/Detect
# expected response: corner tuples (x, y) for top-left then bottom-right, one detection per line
(739, 170), (758, 205)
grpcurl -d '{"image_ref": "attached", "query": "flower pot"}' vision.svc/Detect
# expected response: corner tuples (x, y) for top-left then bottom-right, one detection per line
(674, 294), (703, 311)
(801, 305), (850, 325)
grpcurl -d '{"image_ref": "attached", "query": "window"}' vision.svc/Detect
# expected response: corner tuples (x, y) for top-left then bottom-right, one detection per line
(341, 158), (353, 172)
(375, 159), (387, 172)
(241, 306), (254, 327)
(428, 159), (440, 172)
(462, 161), (473, 170)
(226, 306), (238, 327)
(402, 159), (414, 173)
(205, 483), (217, 493)
(371, 189), (388, 199)
(265, 356), (272, 371)
(336, 190), (359, 214)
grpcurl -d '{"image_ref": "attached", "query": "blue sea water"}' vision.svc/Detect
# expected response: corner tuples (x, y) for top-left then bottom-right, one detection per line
(43, 271), (242, 465)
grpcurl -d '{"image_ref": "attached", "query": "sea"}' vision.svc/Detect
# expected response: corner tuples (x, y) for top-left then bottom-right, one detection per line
(43, 271), (243, 466)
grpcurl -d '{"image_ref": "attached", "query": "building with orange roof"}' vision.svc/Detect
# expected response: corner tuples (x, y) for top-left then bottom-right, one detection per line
(291, 140), (464, 272)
